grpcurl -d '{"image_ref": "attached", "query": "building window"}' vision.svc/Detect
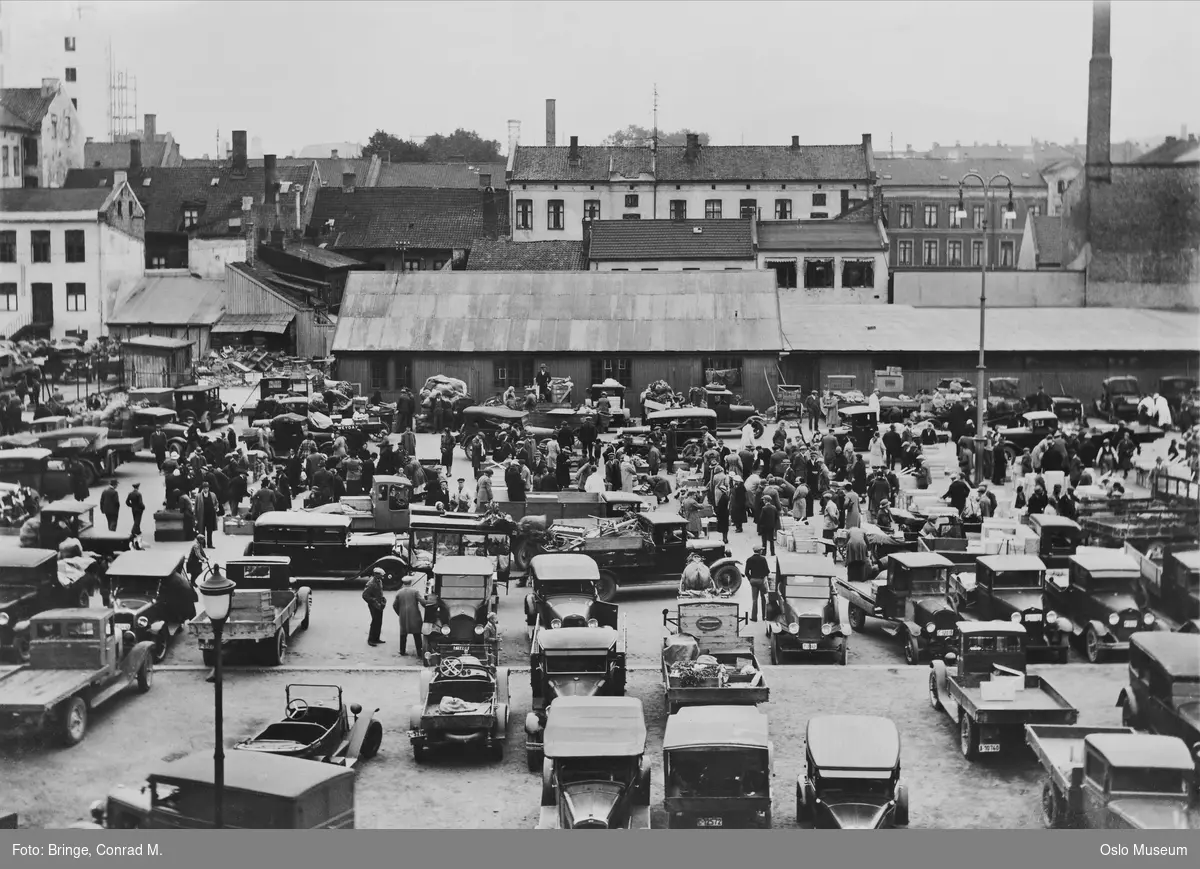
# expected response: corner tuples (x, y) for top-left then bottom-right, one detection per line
(432, 260), (446, 271)
(922, 239), (939, 266)
(10, 145), (17, 175)
(739, 199), (757, 219)
(812, 193), (827, 207)
(584, 200), (600, 221)
(898, 204), (913, 228)
(547, 200), (564, 230)
(590, 357), (632, 388)
(515, 199), (532, 230)
(117, 200), (123, 218)
(774, 199), (792, 219)
(1056, 180), (1066, 194)
(31, 231), (51, 263)
(403, 260), (422, 271)
(702, 357), (743, 388)
(66, 283), (85, 311)
(65, 230), (85, 262)
(0, 283), (16, 311)
(972, 205), (986, 230)
(1002, 209), (1016, 230)
(72, 98), (77, 109)
(923, 204), (938, 228)
(669, 200), (686, 220)
(622, 214), (641, 220)
(494, 357), (533, 390)
(624, 194), (639, 208)
(65, 67), (77, 82)
(809, 212), (828, 219)
(803, 258), (834, 289)
(1000, 240), (1015, 268)
(1, 145), (6, 177)
(370, 358), (387, 391)
(1029, 204), (1040, 218)
(183, 208), (199, 228)
(768, 260), (797, 289)
(948, 203), (962, 228)
(898, 240), (913, 266)
(705, 199), (722, 219)
(65, 37), (76, 51)
(971, 239), (984, 267)
(948, 239), (963, 266)
(841, 259), (875, 289)
(0, 231), (14, 263)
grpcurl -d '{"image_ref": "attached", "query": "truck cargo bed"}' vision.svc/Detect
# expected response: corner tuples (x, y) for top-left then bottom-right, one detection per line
(955, 674), (1078, 723)
(1026, 724), (1136, 795)
(0, 667), (99, 712)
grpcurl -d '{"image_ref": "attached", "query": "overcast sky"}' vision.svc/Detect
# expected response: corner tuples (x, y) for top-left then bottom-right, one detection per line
(8, 0), (1199, 156)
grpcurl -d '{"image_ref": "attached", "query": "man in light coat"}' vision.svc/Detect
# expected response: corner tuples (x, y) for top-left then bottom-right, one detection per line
(475, 468), (494, 511)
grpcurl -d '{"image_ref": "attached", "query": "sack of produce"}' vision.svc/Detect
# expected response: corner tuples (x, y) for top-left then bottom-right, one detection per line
(663, 633), (700, 666)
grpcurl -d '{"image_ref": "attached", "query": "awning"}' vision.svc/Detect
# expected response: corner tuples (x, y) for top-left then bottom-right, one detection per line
(211, 313), (296, 335)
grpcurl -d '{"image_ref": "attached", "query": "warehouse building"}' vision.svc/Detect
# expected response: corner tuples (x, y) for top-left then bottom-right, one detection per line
(331, 270), (783, 413)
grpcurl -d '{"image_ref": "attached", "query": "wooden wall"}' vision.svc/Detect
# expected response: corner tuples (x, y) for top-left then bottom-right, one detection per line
(111, 324), (210, 359)
(225, 267), (337, 358)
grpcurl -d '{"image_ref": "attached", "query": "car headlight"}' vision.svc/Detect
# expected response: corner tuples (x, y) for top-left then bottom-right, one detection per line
(925, 622), (936, 633)
(1045, 610), (1057, 623)
(788, 623), (799, 634)
(440, 625), (451, 635)
(587, 618), (598, 628)
(0, 612), (8, 626)
(474, 625), (484, 635)
(1011, 613), (1022, 622)
(821, 623), (832, 636)
(1143, 612), (1155, 625)
(136, 616), (149, 628)
(550, 618), (562, 629)
(1108, 613), (1120, 626)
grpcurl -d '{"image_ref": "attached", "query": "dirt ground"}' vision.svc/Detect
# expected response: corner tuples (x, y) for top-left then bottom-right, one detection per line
(6, 662), (1193, 830)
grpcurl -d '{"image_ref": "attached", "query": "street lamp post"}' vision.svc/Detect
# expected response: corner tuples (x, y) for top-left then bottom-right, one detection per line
(955, 174), (1017, 486)
(198, 566), (236, 830)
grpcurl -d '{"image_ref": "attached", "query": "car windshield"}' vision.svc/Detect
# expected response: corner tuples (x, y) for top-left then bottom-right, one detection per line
(990, 571), (1041, 589)
(559, 757), (635, 785)
(537, 580), (595, 597)
(1171, 679), (1200, 705)
(544, 653), (608, 673)
(437, 574), (489, 602)
(964, 635), (1024, 654)
(1161, 379), (1194, 392)
(1110, 768), (1188, 796)
(1084, 573), (1139, 595)
(667, 749), (770, 798)
(910, 576), (947, 596)
(1109, 380), (1138, 395)
(818, 775), (893, 800)
(787, 582), (831, 601)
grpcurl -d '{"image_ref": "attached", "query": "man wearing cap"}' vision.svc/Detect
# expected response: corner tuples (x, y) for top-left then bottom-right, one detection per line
(596, 391), (612, 434)
(745, 544), (771, 621)
(392, 575), (431, 657)
(454, 477), (472, 512)
(363, 568), (387, 647)
(125, 482), (145, 537)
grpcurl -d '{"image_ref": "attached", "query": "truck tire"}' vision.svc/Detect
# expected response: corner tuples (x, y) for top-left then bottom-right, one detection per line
(265, 629), (287, 666)
(526, 745), (543, 773)
(60, 696), (88, 746)
(959, 714), (979, 760)
(894, 783), (910, 827)
(1084, 625), (1106, 664)
(1120, 698), (1139, 729)
(595, 570), (618, 603)
(711, 563), (742, 595)
(928, 671), (943, 711)
(903, 635), (921, 666)
(1041, 779), (1072, 829)
(14, 635), (31, 663)
(837, 642), (847, 666)
(512, 538), (540, 572)
(848, 604), (867, 631)
(137, 659), (153, 693)
(300, 594), (312, 631)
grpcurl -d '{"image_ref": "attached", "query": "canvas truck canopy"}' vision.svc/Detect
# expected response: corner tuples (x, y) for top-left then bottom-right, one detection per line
(254, 512), (351, 530)
(976, 555), (1047, 573)
(106, 550), (186, 579)
(663, 705), (769, 751)
(889, 551), (954, 570)
(1070, 552), (1141, 575)
(776, 553), (838, 578)
(806, 715), (900, 771)
(537, 626), (617, 652)
(959, 620), (1028, 637)
(148, 750), (355, 799)
(543, 696), (646, 758)
(530, 554), (600, 582)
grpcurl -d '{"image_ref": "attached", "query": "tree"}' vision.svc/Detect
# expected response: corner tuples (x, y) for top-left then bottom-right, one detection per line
(362, 130), (428, 162)
(602, 125), (711, 147)
(422, 129), (503, 162)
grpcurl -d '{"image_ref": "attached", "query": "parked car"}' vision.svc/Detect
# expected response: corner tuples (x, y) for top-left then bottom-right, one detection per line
(1158, 377), (1197, 417)
(457, 406), (547, 453)
(246, 512), (397, 581)
(0, 548), (99, 661)
(408, 653), (508, 762)
(536, 696), (651, 829)
(663, 705), (773, 828)
(645, 408), (718, 462)
(996, 411), (1062, 465)
(796, 715), (909, 828)
(1096, 376), (1142, 422)
(1124, 544), (1199, 632)
(173, 385), (229, 431)
(0, 447), (72, 500)
(523, 553), (616, 631)
(1046, 551), (1160, 663)
(235, 684), (382, 767)
(701, 385), (757, 429)
(986, 377), (1026, 425)
(106, 550), (195, 663)
(423, 556), (498, 665)
(767, 553), (846, 665)
(1115, 632), (1200, 779)
(38, 500), (131, 557)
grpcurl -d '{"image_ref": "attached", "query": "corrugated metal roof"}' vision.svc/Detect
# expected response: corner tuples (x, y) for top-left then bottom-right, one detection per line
(109, 276), (226, 326)
(780, 304), (1200, 353)
(757, 221), (886, 252)
(211, 313), (295, 334)
(332, 271), (782, 354)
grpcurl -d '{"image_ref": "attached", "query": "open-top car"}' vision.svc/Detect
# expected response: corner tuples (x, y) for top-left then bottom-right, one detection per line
(767, 553), (846, 665)
(537, 696), (651, 829)
(1096, 376), (1142, 422)
(797, 715), (909, 829)
(996, 411), (1061, 465)
(1115, 632), (1200, 779)
(107, 550), (196, 663)
(663, 705), (773, 828)
(524, 553), (617, 632)
(408, 651), (509, 762)
(235, 684), (382, 767)
(423, 556), (499, 666)
(173, 385), (228, 431)
(458, 406), (549, 452)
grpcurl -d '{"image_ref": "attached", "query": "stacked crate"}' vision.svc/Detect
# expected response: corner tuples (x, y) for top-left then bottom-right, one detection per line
(230, 589), (274, 619)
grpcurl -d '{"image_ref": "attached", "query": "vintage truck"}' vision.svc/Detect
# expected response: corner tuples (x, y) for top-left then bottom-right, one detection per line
(408, 652), (509, 763)
(661, 598), (768, 715)
(1045, 550), (1161, 663)
(928, 621), (1079, 760)
(1026, 725), (1193, 829)
(1115, 632), (1200, 780)
(1124, 544), (1199, 633)
(246, 512), (399, 582)
(186, 558), (312, 666)
(0, 609), (154, 746)
(0, 547), (99, 661)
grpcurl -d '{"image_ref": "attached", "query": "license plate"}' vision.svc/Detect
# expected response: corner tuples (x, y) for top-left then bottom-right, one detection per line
(801, 643), (816, 650)
(1025, 614), (1042, 622)
(697, 818), (723, 827)
(937, 629), (953, 636)
(978, 744), (1001, 753)
(1122, 620), (1136, 628)
(452, 644), (470, 651)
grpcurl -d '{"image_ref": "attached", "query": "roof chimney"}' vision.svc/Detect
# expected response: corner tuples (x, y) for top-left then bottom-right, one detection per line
(482, 188), (499, 240)
(41, 77), (59, 97)
(479, 172), (492, 189)
(264, 154), (278, 204)
(342, 172), (356, 193)
(232, 131), (248, 175)
(144, 114), (157, 143)
(331, 149), (339, 159)
(791, 136), (800, 148)
(1086, 0), (1112, 180)
(507, 119), (521, 157)
(568, 136), (579, 164)
(685, 133), (700, 162)
(129, 138), (142, 171)
(113, 170), (127, 187)
(271, 228), (284, 248)
(546, 99), (556, 147)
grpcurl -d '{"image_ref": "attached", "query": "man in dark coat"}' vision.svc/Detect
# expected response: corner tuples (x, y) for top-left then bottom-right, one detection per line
(556, 423), (575, 455)
(150, 427), (168, 469)
(758, 495), (779, 556)
(578, 417), (598, 463)
(821, 431), (838, 466)
(99, 480), (120, 531)
(395, 389), (415, 434)
(125, 483), (145, 537)
(882, 425), (903, 470)
(227, 471), (248, 517)
(942, 474), (972, 514)
(392, 577), (432, 657)
(197, 482), (219, 548)
(363, 568), (387, 646)
(745, 544), (770, 621)
(504, 460), (526, 502)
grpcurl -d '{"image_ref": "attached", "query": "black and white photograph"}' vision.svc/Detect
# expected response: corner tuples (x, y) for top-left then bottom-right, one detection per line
(0, 0), (1197, 840)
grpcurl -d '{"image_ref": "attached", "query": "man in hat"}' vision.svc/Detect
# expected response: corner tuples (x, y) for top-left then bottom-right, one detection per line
(536, 363), (553, 402)
(392, 574), (431, 657)
(100, 479), (121, 532)
(363, 567), (387, 647)
(596, 391), (612, 433)
(150, 425), (168, 470)
(745, 543), (771, 621)
(125, 482), (145, 537)
(453, 477), (472, 512)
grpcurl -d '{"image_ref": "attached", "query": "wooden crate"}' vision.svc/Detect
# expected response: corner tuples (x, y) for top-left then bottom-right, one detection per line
(154, 510), (187, 542)
(230, 589), (274, 618)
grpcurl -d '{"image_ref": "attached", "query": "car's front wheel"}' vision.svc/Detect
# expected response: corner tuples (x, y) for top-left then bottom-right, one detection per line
(359, 719), (383, 760)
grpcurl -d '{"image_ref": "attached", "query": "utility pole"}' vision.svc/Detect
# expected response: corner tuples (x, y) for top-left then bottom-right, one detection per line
(651, 84), (658, 219)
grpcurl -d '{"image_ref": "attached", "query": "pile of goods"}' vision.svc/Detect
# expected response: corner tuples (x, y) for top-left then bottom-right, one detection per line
(198, 348), (334, 387)
(549, 377), (574, 404)
(670, 655), (729, 688)
(640, 380), (677, 406)
(420, 376), (469, 410)
(0, 484), (39, 529)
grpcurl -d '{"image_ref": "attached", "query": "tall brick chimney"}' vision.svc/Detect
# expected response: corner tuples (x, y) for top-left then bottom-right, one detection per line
(144, 114), (157, 143)
(685, 133), (700, 162)
(546, 99), (556, 147)
(1086, 0), (1112, 181)
(507, 120), (520, 157)
(129, 138), (141, 171)
(232, 130), (248, 176)
(264, 154), (277, 204)
(568, 136), (580, 166)
(342, 172), (356, 193)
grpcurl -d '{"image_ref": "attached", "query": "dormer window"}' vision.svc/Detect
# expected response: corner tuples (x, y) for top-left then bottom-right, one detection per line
(97, 178), (108, 187)
(183, 208), (199, 228)
(210, 178), (220, 187)
(142, 178), (151, 187)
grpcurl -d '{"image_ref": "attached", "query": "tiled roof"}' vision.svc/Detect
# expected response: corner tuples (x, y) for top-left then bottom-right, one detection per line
(1135, 138), (1200, 164)
(85, 141), (170, 170)
(511, 143), (869, 182)
(465, 239), (586, 271)
(0, 188), (113, 213)
(311, 159), (374, 187)
(876, 158), (1046, 188)
(308, 187), (509, 251)
(588, 219), (754, 261)
(62, 164), (315, 236)
(377, 161), (508, 189)
(332, 271), (782, 354)
(1030, 216), (1063, 266)
(779, 304), (1200, 353)
(0, 88), (56, 126)
(0, 105), (34, 130)
(108, 275), (226, 326)
(757, 220), (886, 252)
